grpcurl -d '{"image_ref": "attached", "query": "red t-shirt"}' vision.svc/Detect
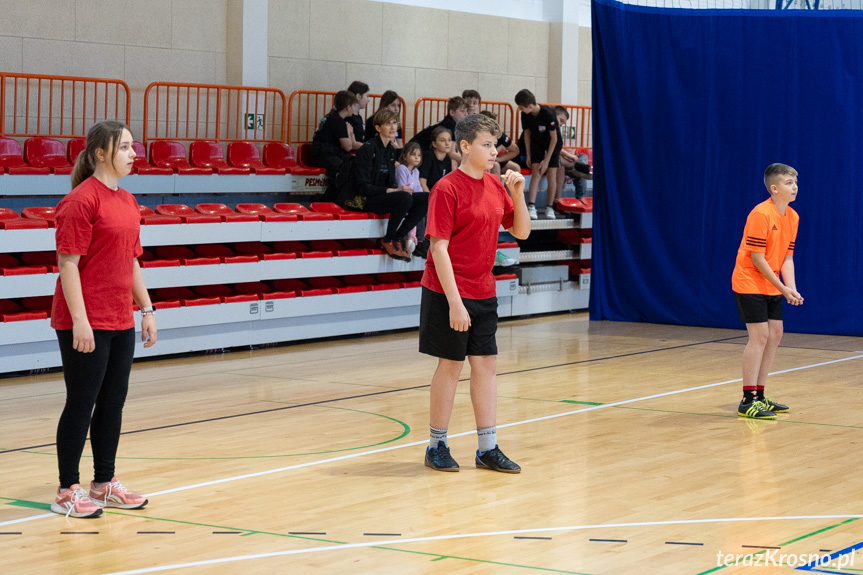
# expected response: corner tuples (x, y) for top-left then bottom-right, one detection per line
(422, 169), (515, 300)
(51, 177), (143, 330)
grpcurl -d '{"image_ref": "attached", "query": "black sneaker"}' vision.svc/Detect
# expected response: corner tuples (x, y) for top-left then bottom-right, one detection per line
(738, 400), (776, 420)
(761, 397), (789, 413)
(475, 445), (521, 474)
(425, 444), (459, 472)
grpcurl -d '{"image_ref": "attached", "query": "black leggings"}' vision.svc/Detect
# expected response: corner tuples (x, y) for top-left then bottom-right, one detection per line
(362, 191), (429, 241)
(55, 328), (135, 488)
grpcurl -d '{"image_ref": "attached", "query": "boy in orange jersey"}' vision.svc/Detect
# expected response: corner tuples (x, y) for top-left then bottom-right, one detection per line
(731, 163), (803, 419)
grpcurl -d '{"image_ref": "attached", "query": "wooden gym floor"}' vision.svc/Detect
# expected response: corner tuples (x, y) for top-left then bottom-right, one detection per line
(1, 313), (862, 574)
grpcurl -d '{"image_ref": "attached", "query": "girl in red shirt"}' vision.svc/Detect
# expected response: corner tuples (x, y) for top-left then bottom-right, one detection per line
(50, 120), (157, 518)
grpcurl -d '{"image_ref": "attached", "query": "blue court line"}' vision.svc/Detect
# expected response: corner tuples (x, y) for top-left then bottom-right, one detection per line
(797, 540), (863, 572)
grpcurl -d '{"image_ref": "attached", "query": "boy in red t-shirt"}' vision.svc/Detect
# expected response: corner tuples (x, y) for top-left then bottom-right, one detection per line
(420, 113), (531, 472)
(731, 163), (803, 420)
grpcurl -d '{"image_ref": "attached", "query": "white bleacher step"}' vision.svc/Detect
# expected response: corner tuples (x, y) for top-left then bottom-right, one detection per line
(518, 280), (577, 294)
(518, 249), (573, 263)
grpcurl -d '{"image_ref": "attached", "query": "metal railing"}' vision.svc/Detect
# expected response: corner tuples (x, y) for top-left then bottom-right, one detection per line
(0, 72), (130, 137)
(286, 90), (408, 145)
(142, 82), (287, 145)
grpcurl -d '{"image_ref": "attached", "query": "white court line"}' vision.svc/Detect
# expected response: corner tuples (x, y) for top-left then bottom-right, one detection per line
(3, 353), (862, 529)
(100, 514), (863, 575)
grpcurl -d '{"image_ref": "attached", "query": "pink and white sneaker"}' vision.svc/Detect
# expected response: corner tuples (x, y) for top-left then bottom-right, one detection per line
(89, 477), (148, 509)
(51, 484), (103, 518)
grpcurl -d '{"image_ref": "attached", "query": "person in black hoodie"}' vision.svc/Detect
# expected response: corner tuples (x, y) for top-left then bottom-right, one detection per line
(337, 108), (428, 261)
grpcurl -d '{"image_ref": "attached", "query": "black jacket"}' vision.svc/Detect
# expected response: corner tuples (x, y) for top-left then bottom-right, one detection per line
(336, 136), (397, 208)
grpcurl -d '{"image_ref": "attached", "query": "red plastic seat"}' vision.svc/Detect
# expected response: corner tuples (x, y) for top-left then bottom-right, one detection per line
(192, 244), (257, 264)
(271, 278), (332, 297)
(150, 141), (212, 175)
(235, 203), (297, 222)
(153, 245), (220, 266)
(555, 198), (592, 213)
(132, 142), (173, 175)
(0, 299), (47, 322)
(20, 251), (58, 272)
(341, 238), (383, 255)
(0, 137), (50, 175)
(233, 241), (296, 261)
(308, 276), (367, 294)
(21, 206), (57, 227)
(155, 204), (221, 224)
(272, 240), (331, 259)
(153, 287), (219, 307)
(67, 138), (86, 165)
(137, 248), (181, 268)
(24, 138), (73, 174)
(296, 143), (315, 168)
(234, 281), (296, 300)
(273, 203), (333, 221)
(189, 141), (251, 175)
(194, 203), (258, 223)
(310, 202), (369, 220)
(19, 295), (54, 313)
(306, 240), (367, 257)
(573, 147), (593, 164)
(193, 284), (258, 304)
(0, 253), (47, 276)
(138, 205), (182, 225)
(0, 207), (49, 229)
(342, 274), (378, 289)
(262, 143), (324, 176)
(227, 142), (286, 175)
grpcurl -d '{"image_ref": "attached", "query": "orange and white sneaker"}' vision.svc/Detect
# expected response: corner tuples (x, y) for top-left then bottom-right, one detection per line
(51, 484), (103, 518)
(89, 477), (148, 509)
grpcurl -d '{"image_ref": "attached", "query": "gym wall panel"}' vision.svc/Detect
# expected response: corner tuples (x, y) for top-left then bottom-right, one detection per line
(74, 0), (173, 48)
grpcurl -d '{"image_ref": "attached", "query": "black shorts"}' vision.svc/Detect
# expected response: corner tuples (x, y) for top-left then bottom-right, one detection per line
(419, 286), (498, 361)
(734, 293), (784, 324)
(529, 139), (561, 169)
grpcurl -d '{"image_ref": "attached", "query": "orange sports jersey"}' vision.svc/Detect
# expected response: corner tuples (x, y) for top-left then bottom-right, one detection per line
(732, 199), (798, 295)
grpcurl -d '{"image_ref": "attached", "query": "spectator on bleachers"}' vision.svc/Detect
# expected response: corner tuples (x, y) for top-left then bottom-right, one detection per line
(419, 126), (454, 194)
(50, 120), (155, 519)
(311, 90), (358, 200)
(462, 89), (481, 115)
(364, 90), (403, 148)
(337, 108), (428, 261)
(409, 96), (468, 157)
(480, 110), (520, 176)
(553, 106), (592, 199)
(515, 88), (561, 220)
(347, 80), (370, 145)
(395, 142), (424, 256)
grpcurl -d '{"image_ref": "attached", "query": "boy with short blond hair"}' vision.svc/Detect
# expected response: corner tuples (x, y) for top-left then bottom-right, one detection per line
(420, 113), (531, 473)
(732, 163), (803, 419)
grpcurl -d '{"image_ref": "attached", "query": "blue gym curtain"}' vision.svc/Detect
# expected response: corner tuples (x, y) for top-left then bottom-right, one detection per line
(589, 0), (863, 336)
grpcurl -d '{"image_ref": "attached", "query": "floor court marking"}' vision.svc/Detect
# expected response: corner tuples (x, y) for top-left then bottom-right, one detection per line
(2, 353), (862, 530)
(98, 515), (863, 575)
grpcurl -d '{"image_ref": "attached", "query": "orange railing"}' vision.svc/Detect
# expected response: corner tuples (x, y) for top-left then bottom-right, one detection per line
(286, 90), (407, 145)
(0, 72), (130, 138)
(142, 82), (287, 145)
(514, 103), (592, 151)
(412, 98), (517, 140)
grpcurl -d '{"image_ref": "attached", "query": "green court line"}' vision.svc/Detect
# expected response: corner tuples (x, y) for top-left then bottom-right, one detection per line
(374, 546), (592, 574)
(20, 405), (411, 461)
(694, 518), (860, 575)
(560, 400), (604, 406)
(0, 497), (51, 511)
(106, 511), (590, 573)
(617, 405), (863, 431)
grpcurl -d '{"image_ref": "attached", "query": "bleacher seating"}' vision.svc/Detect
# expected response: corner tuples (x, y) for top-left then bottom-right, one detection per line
(150, 141), (212, 175)
(310, 202), (372, 220)
(21, 207), (57, 227)
(138, 205), (182, 225)
(227, 142), (285, 175)
(273, 203), (333, 221)
(235, 203), (297, 222)
(0, 208), (49, 229)
(155, 204), (221, 224)
(190, 141), (251, 175)
(0, 138), (50, 175)
(132, 142), (173, 175)
(262, 143), (323, 175)
(194, 203), (259, 223)
(24, 138), (74, 175)
(67, 138), (86, 165)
